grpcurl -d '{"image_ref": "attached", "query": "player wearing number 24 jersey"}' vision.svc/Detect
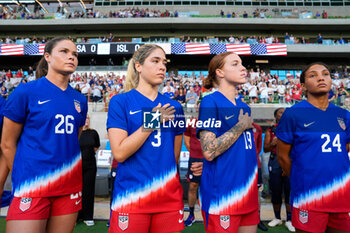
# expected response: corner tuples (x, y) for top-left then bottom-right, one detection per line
(3, 77), (87, 197)
(277, 100), (350, 212)
(276, 62), (350, 233)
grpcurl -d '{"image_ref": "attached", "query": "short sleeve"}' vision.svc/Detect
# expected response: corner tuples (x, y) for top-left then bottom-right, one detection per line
(196, 95), (217, 138)
(276, 108), (295, 144)
(3, 84), (28, 123)
(107, 95), (128, 131)
(345, 110), (350, 143)
(80, 97), (88, 127)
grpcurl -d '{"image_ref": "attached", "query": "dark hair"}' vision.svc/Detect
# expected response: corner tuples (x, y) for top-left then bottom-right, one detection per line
(300, 62), (329, 84)
(35, 37), (74, 79)
(274, 107), (284, 118)
(204, 52), (233, 89)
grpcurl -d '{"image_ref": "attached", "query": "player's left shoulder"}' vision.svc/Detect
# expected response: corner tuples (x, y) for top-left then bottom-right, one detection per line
(70, 87), (87, 105)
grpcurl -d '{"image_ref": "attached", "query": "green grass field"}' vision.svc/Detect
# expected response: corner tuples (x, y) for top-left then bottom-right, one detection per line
(1, 218), (291, 233)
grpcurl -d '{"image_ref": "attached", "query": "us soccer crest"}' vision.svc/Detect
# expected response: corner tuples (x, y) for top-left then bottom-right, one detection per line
(220, 215), (230, 229)
(19, 197), (32, 212)
(337, 117), (346, 130)
(299, 210), (308, 224)
(74, 100), (81, 113)
(118, 214), (129, 231)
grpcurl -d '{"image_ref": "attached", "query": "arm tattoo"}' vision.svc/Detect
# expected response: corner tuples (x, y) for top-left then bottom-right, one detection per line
(200, 123), (245, 161)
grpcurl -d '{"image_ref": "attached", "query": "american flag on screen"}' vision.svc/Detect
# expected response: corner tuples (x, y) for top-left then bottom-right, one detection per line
(0, 44), (24, 55)
(24, 44), (46, 55)
(209, 44), (252, 55)
(226, 44), (251, 55)
(171, 43), (211, 54)
(209, 44), (227, 54)
(250, 44), (287, 56)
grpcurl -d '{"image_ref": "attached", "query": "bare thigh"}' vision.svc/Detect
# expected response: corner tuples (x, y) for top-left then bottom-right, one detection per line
(6, 219), (47, 233)
(46, 212), (78, 233)
(238, 225), (258, 233)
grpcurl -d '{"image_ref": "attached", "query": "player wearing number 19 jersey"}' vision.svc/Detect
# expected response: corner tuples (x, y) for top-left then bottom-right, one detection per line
(196, 52), (259, 233)
(4, 77), (87, 199)
(197, 92), (259, 217)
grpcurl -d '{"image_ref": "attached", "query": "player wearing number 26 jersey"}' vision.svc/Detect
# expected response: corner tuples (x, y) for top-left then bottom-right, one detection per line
(3, 76), (87, 198)
(107, 89), (185, 213)
(276, 100), (350, 212)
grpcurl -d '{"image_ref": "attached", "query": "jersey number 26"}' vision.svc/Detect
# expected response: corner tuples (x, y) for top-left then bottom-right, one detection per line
(55, 114), (74, 134)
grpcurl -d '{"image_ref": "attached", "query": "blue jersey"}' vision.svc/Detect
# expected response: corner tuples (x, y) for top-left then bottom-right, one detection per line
(276, 100), (350, 212)
(4, 77), (87, 197)
(107, 89), (185, 213)
(196, 92), (258, 215)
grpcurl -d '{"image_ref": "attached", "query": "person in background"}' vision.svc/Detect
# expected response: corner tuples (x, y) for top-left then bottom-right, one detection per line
(78, 115), (100, 226)
(252, 122), (268, 231)
(184, 106), (204, 227)
(264, 108), (295, 232)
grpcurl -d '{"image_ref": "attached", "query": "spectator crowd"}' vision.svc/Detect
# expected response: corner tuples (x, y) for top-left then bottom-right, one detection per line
(1, 66), (350, 111)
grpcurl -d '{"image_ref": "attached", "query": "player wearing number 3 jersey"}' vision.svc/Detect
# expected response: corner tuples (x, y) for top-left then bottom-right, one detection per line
(276, 62), (350, 233)
(107, 44), (185, 233)
(1, 38), (87, 233)
(197, 52), (259, 233)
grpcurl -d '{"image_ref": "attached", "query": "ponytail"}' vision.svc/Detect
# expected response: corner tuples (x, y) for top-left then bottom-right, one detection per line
(203, 74), (215, 89)
(125, 58), (139, 92)
(205, 52), (233, 89)
(35, 57), (48, 79)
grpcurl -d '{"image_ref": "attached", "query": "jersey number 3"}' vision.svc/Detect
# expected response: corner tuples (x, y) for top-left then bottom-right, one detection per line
(151, 130), (161, 147)
(55, 114), (74, 134)
(321, 134), (342, 153)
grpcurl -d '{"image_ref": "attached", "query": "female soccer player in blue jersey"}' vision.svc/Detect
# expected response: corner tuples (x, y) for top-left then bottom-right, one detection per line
(107, 44), (185, 233)
(197, 52), (259, 233)
(276, 62), (350, 233)
(1, 37), (87, 233)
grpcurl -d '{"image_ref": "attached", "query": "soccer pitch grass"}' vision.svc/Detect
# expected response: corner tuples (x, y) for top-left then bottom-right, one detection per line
(0, 218), (291, 233)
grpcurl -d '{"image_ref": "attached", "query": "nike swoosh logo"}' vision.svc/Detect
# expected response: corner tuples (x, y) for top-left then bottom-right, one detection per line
(225, 115), (234, 120)
(75, 199), (82, 205)
(304, 122), (315, 127)
(129, 110), (141, 115)
(38, 100), (51, 105)
(178, 209), (184, 223)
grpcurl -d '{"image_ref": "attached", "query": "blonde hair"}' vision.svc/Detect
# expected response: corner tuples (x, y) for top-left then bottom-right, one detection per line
(125, 44), (165, 92)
